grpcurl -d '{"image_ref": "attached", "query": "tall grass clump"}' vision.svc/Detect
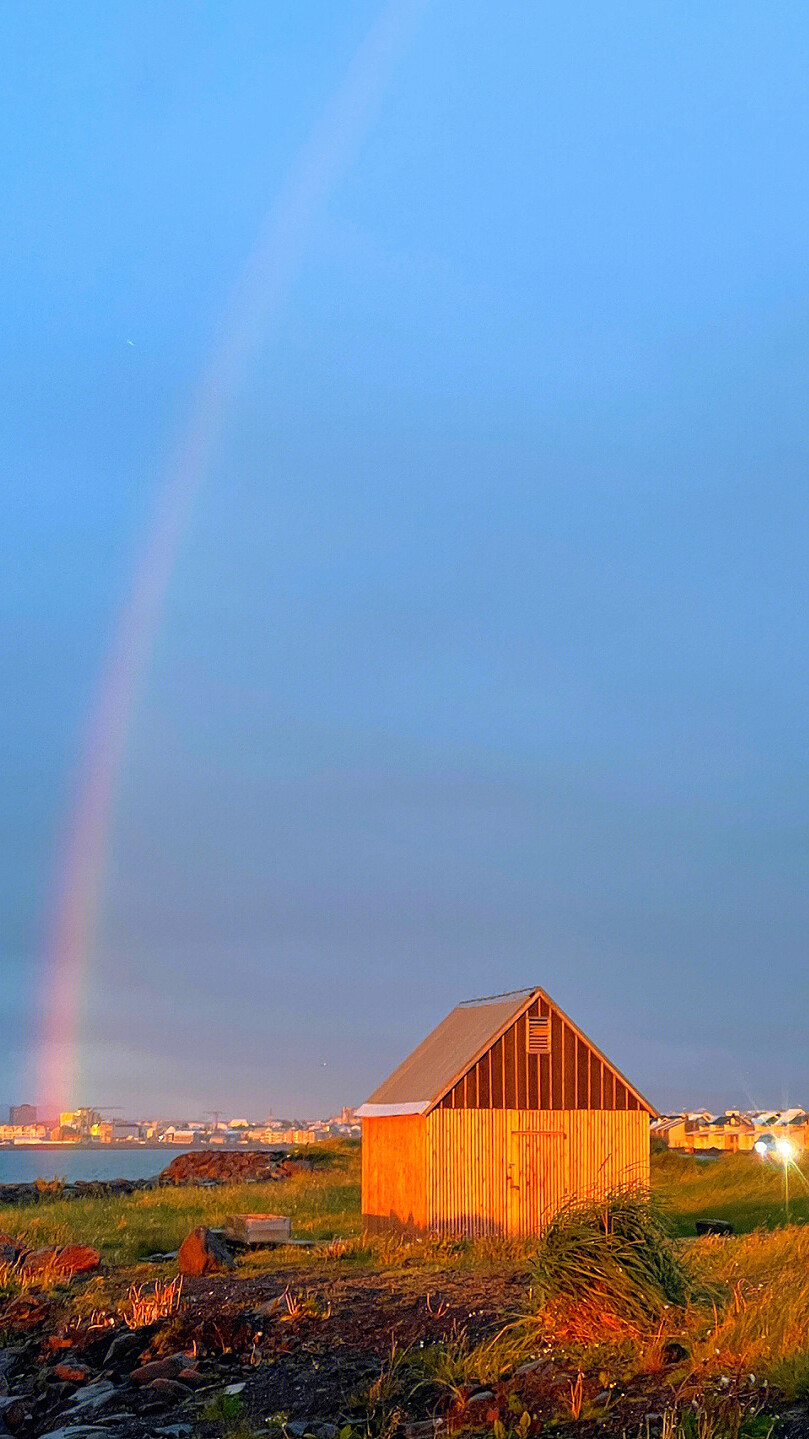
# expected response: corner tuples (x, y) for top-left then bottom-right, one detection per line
(532, 1188), (692, 1322)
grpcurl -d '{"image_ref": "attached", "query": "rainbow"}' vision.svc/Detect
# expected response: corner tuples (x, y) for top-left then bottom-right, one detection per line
(36, 0), (424, 1111)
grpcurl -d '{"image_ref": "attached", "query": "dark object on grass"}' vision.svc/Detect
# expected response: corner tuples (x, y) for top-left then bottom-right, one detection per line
(532, 1188), (692, 1321)
(695, 1219), (733, 1237)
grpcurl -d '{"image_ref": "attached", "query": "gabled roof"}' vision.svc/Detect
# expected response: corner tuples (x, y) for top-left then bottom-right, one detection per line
(357, 986), (655, 1118)
(357, 989), (534, 1118)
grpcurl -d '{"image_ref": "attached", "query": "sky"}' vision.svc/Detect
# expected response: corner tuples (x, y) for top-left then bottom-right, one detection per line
(2, 1), (809, 1119)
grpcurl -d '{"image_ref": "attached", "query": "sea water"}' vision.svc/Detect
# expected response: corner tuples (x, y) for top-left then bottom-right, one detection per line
(0, 1147), (194, 1185)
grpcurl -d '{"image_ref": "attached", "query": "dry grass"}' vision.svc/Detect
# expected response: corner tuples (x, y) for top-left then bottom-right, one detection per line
(5, 1139), (809, 1417)
(122, 1273), (184, 1328)
(688, 1226), (809, 1381)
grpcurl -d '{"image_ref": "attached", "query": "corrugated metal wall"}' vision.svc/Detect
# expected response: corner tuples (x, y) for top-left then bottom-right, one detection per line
(425, 1108), (650, 1237)
(438, 996), (639, 1112)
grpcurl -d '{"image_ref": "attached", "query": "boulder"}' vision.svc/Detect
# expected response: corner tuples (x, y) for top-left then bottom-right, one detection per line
(177, 1366), (205, 1388)
(177, 1226), (235, 1276)
(695, 1219), (733, 1237)
(64, 1378), (117, 1415)
(130, 1355), (191, 1386)
(159, 1150), (284, 1186)
(21, 1245), (100, 1278)
(37, 1429), (113, 1438)
(102, 1330), (146, 1372)
(0, 1395), (28, 1429)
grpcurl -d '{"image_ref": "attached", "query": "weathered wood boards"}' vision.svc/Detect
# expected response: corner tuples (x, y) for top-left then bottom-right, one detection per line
(224, 1213), (292, 1245)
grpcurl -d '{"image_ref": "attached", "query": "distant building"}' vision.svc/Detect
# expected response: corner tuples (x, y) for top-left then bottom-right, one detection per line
(653, 1109), (809, 1154)
(10, 1104), (36, 1126)
(112, 1120), (141, 1141)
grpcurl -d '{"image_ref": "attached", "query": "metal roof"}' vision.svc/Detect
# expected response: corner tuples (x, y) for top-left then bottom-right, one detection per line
(357, 985), (657, 1118)
(357, 989), (535, 1117)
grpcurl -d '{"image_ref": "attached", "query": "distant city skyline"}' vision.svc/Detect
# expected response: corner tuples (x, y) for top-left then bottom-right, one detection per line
(3, 2), (809, 1115)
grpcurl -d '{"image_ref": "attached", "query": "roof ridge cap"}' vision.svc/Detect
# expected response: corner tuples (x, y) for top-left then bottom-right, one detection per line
(458, 987), (537, 1008)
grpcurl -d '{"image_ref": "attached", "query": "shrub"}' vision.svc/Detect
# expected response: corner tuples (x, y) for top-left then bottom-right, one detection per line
(531, 1188), (692, 1322)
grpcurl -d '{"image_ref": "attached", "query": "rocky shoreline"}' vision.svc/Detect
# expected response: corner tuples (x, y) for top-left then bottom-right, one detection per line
(0, 1149), (310, 1207)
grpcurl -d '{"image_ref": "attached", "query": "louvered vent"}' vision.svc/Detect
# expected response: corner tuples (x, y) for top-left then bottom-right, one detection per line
(527, 1016), (551, 1054)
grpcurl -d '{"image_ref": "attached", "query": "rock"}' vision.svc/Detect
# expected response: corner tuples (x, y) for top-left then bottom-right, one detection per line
(284, 1424), (338, 1439)
(177, 1366), (206, 1388)
(0, 1395), (28, 1430)
(695, 1219), (733, 1237)
(144, 1377), (191, 1404)
(1, 1296), (51, 1330)
(21, 1245), (100, 1278)
(177, 1226), (235, 1276)
(251, 1296), (284, 1317)
(53, 1364), (91, 1384)
(102, 1330), (147, 1372)
(0, 1235), (27, 1265)
(131, 1355), (191, 1385)
(223, 1382), (246, 1396)
(37, 1429), (113, 1438)
(277, 1158), (313, 1178)
(65, 1378), (117, 1414)
(159, 1150), (285, 1186)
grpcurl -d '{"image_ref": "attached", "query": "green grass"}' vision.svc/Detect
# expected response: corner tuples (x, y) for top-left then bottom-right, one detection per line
(0, 1140), (362, 1265)
(532, 1187), (692, 1320)
(2, 1141), (808, 1272)
(7, 1138), (809, 1423)
(651, 1147), (809, 1235)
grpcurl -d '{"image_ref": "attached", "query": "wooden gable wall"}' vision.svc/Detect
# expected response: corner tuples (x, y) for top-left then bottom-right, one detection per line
(438, 993), (642, 1112)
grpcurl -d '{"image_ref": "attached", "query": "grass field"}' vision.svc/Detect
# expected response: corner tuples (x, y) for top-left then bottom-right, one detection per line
(653, 1145), (809, 1235)
(0, 1143), (362, 1266)
(6, 1141), (809, 1434)
(2, 1140), (808, 1263)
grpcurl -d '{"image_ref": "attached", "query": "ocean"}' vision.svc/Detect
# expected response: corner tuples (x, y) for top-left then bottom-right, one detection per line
(0, 1147), (193, 1185)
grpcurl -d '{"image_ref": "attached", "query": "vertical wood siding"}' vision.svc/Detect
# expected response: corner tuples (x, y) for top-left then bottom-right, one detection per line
(425, 1108), (649, 1237)
(361, 1116), (427, 1232)
(440, 996), (640, 1112)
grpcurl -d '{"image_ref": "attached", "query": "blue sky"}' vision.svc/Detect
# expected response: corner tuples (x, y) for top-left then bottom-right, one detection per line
(2, 1), (809, 1117)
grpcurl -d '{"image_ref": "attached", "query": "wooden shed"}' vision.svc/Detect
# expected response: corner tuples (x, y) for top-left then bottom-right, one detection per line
(357, 987), (656, 1237)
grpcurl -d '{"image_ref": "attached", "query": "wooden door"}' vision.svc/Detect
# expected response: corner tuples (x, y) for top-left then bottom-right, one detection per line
(506, 1119), (569, 1236)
